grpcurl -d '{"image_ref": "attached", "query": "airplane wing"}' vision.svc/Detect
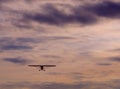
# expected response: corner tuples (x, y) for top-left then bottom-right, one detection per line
(28, 65), (41, 67)
(28, 65), (56, 67)
(43, 65), (56, 67)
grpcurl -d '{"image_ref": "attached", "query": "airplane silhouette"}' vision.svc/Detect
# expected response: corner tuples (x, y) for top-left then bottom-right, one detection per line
(28, 65), (56, 71)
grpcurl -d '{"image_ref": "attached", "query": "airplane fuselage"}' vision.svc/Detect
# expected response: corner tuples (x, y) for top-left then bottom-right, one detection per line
(39, 66), (45, 71)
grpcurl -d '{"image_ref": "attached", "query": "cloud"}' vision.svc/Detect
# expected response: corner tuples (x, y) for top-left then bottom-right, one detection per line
(85, 1), (120, 18)
(47, 72), (84, 76)
(12, 21), (32, 29)
(33, 36), (75, 43)
(0, 37), (37, 45)
(1, 45), (32, 50)
(17, 36), (74, 43)
(110, 57), (120, 62)
(16, 37), (39, 43)
(42, 55), (62, 59)
(96, 63), (112, 66)
(23, 4), (97, 26)
(20, 1), (120, 26)
(0, 0), (11, 3)
(109, 48), (120, 52)
(0, 36), (75, 52)
(46, 36), (75, 40)
(1, 1), (120, 27)
(0, 80), (120, 89)
(0, 37), (33, 51)
(3, 57), (29, 65)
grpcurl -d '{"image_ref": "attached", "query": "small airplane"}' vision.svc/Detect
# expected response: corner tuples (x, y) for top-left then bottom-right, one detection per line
(28, 65), (56, 71)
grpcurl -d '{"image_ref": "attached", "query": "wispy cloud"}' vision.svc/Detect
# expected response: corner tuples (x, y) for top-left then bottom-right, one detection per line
(1, 45), (32, 50)
(0, 37), (33, 51)
(110, 57), (120, 62)
(21, 1), (120, 26)
(3, 57), (30, 65)
(0, 36), (75, 52)
(23, 4), (97, 26)
(96, 63), (112, 66)
(42, 55), (62, 59)
(85, 1), (120, 18)
(0, 0), (11, 3)
(0, 80), (120, 89)
(109, 48), (120, 52)
(1, 0), (120, 27)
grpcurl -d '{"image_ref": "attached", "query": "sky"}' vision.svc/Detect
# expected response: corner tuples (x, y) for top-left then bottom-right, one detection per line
(0, 0), (120, 89)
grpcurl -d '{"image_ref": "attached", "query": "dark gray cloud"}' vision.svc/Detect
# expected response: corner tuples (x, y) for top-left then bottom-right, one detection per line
(30, 36), (75, 43)
(96, 63), (112, 66)
(0, 0), (11, 3)
(42, 55), (62, 59)
(47, 72), (83, 76)
(0, 36), (75, 52)
(47, 72), (64, 75)
(47, 72), (88, 80)
(23, 4), (97, 26)
(0, 37), (34, 51)
(12, 21), (32, 29)
(21, 1), (120, 26)
(71, 72), (87, 80)
(109, 48), (120, 52)
(0, 37), (36, 44)
(3, 57), (29, 65)
(0, 36), (74, 44)
(85, 1), (120, 18)
(110, 57), (120, 62)
(16, 37), (39, 43)
(47, 36), (75, 40)
(0, 80), (120, 89)
(1, 1), (120, 27)
(1, 45), (32, 50)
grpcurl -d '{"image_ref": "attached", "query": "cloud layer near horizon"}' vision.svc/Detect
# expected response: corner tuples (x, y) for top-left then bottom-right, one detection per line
(0, 80), (120, 89)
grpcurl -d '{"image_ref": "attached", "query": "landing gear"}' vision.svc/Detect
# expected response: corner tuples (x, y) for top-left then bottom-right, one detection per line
(38, 66), (46, 71)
